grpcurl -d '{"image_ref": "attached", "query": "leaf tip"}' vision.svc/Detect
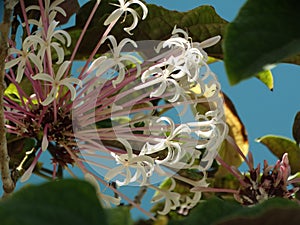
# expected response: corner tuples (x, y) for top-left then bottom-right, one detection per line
(255, 137), (262, 143)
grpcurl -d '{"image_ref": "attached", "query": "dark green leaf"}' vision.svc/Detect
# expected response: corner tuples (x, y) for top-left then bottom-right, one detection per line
(256, 135), (300, 174)
(106, 206), (133, 225)
(224, 0), (300, 85)
(169, 197), (300, 225)
(217, 198), (300, 225)
(67, 1), (227, 60)
(293, 111), (300, 145)
(169, 197), (241, 225)
(0, 179), (107, 225)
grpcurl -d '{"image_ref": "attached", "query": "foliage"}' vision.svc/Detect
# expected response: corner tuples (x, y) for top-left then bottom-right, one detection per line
(67, 0), (227, 59)
(223, 0), (300, 84)
(169, 197), (300, 225)
(0, 179), (107, 225)
(2, 181), (300, 225)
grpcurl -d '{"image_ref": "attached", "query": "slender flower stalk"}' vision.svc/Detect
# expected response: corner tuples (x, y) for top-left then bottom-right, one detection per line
(3, 0), (227, 217)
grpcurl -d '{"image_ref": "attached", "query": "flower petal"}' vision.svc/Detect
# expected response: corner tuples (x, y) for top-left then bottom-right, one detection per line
(104, 9), (123, 25)
(56, 61), (71, 80)
(32, 73), (54, 83)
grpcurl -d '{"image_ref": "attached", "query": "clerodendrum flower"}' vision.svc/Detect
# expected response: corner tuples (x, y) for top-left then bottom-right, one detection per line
(26, 0), (66, 26)
(104, 138), (154, 186)
(25, 20), (71, 64)
(4, 0), (227, 218)
(32, 61), (82, 105)
(104, 0), (148, 35)
(5, 40), (43, 83)
(90, 35), (141, 87)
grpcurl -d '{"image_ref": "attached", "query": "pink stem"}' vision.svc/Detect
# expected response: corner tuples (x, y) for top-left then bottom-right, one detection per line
(65, 0), (102, 76)
(226, 135), (252, 169)
(20, 0), (31, 36)
(191, 186), (239, 194)
(215, 154), (248, 187)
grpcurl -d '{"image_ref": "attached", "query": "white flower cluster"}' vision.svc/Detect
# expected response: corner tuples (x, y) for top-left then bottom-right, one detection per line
(74, 1), (227, 214)
(4, 0), (227, 217)
(5, 0), (80, 104)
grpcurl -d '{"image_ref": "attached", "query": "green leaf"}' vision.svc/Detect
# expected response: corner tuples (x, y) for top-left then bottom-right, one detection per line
(224, 0), (300, 85)
(0, 179), (107, 225)
(106, 206), (133, 225)
(67, 1), (227, 60)
(255, 70), (274, 91)
(4, 83), (21, 102)
(256, 135), (300, 174)
(169, 197), (241, 225)
(169, 197), (300, 225)
(217, 198), (300, 225)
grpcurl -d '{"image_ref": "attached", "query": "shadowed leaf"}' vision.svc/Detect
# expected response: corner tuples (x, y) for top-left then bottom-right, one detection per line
(106, 206), (133, 225)
(0, 179), (107, 225)
(292, 111), (300, 145)
(217, 198), (300, 225)
(224, 0), (300, 85)
(67, 1), (227, 60)
(169, 197), (300, 225)
(256, 135), (300, 174)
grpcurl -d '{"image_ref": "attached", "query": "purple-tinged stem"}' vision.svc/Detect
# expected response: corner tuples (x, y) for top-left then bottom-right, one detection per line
(78, 21), (117, 80)
(226, 135), (252, 169)
(38, 0), (48, 37)
(64, 0), (102, 77)
(215, 154), (248, 187)
(191, 186), (239, 194)
(19, 0), (31, 36)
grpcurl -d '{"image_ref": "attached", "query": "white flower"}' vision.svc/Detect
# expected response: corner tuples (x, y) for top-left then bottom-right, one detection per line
(42, 131), (49, 152)
(187, 117), (228, 170)
(145, 117), (191, 165)
(136, 64), (185, 102)
(176, 173), (209, 214)
(24, 20), (71, 64)
(84, 173), (121, 207)
(93, 35), (141, 87)
(136, 28), (217, 102)
(32, 61), (82, 105)
(151, 178), (181, 215)
(26, 0), (66, 26)
(104, 138), (154, 186)
(5, 41), (43, 83)
(155, 28), (207, 83)
(104, 0), (148, 35)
